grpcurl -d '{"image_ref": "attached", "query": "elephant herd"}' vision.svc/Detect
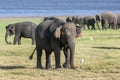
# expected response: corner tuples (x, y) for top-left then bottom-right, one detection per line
(66, 12), (120, 30)
(4, 11), (120, 69)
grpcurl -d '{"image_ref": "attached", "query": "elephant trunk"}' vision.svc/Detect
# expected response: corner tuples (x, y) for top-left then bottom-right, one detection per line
(68, 40), (76, 69)
(5, 31), (11, 44)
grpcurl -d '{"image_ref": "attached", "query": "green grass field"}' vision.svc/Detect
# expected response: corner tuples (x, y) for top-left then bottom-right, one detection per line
(0, 17), (120, 80)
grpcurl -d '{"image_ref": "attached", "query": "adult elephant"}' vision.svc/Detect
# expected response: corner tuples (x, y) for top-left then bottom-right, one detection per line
(5, 22), (37, 45)
(83, 16), (98, 30)
(66, 16), (85, 29)
(33, 17), (82, 69)
(71, 16), (97, 30)
(96, 12), (118, 30)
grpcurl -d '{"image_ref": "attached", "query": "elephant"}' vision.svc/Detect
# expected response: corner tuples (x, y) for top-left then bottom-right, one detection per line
(96, 12), (118, 30)
(5, 22), (37, 45)
(66, 16), (85, 29)
(31, 17), (82, 69)
(83, 16), (98, 30)
(68, 16), (98, 30)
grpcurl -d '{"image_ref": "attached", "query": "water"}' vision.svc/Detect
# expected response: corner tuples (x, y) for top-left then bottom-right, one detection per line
(0, 0), (120, 17)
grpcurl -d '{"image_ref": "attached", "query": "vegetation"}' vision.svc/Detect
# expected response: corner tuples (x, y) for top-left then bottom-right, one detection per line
(0, 17), (120, 80)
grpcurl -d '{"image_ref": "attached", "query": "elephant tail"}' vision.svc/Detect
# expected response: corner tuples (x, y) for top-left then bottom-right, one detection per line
(29, 47), (36, 60)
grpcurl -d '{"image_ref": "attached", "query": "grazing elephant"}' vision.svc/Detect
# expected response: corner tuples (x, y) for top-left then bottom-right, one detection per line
(32, 17), (82, 69)
(96, 12), (118, 30)
(5, 22), (37, 45)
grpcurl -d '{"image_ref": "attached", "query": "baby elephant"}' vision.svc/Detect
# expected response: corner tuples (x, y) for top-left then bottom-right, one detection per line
(5, 22), (37, 45)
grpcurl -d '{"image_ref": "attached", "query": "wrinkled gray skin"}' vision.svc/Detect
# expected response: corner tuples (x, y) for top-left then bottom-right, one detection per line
(96, 12), (118, 30)
(5, 22), (37, 45)
(35, 17), (82, 69)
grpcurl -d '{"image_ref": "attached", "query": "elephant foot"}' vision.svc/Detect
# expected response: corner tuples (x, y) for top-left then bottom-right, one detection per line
(63, 63), (70, 69)
(46, 65), (52, 69)
(71, 65), (77, 69)
(37, 64), (43, 69)
(55, 65), (62, 69)
(37, 66), (43, 69)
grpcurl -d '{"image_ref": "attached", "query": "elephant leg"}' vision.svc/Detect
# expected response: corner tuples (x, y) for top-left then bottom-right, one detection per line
(55, 51), (61, 68)
(101, 20), (105, 30)
(102, 19), (107, 30)
(92, 24), (95, 30)
(69, 43), (76, 69)
(13, 34), (20, 45)
(45, 50), (52, 69)
(51, 40), (61, 68)
(113, 22), (118, 30)
(54, 48), (61, 68)
(36, 47), (43, 69)
(63, 46), (70, 68)
(113, 24), (117, 30)
(18, 36), (21, 45)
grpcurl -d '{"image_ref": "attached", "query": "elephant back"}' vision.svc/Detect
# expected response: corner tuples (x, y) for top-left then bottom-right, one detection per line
(49, 18), (65, 32)
(101, 12), (117, 23)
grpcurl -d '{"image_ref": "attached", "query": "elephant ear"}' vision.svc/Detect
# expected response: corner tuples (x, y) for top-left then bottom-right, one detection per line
(54, 26), (62, 39)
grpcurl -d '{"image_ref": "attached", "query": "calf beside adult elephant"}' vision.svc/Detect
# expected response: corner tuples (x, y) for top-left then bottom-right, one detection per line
(96, 12), (118, 30)
(5, 22), (37, 45)
(30, 17), (82, 69)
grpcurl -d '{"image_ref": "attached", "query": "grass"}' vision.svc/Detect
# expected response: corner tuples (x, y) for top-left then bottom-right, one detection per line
(0, 17), (120, 80)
